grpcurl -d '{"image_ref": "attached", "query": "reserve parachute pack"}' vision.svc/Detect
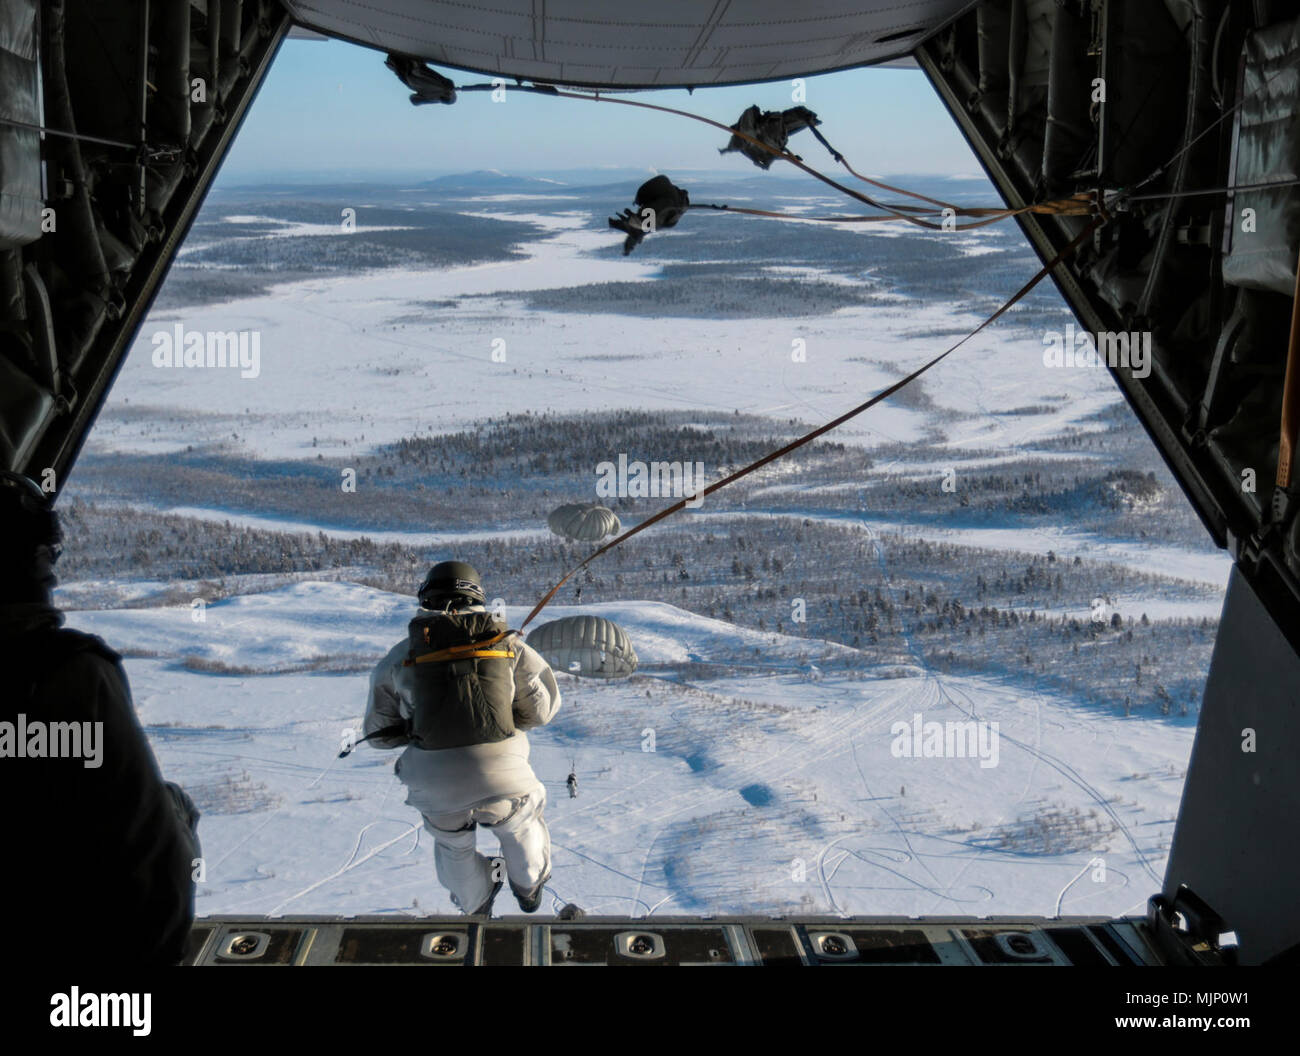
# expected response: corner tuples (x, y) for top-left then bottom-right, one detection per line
(402, 610), (518, 749)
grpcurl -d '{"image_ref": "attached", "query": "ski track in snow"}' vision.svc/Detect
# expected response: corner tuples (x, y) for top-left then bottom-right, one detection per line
(265, 821), (422, 915)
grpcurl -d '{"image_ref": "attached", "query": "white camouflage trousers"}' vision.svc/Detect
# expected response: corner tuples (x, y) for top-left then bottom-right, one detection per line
(423, 782), (551, 913)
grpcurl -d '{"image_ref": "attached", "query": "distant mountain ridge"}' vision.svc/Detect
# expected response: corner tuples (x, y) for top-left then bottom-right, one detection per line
(419, 169), (571, 193)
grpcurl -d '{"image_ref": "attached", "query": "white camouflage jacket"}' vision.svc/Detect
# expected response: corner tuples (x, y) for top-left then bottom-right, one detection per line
(363, 605), (562, 814)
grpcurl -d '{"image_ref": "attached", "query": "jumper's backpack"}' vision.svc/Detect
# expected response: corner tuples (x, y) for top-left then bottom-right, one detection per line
(402, 610), (518, 750)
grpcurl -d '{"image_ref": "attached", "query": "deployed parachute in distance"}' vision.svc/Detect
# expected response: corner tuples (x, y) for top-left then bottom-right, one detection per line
(526, 615), (638, 679)
(547, 502), (622, 542)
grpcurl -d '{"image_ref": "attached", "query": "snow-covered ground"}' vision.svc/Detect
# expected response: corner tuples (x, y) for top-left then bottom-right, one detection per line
(66, 582), (1186, 919)
(61, 184), (1227, 920)
(97, 206), (1113, 463)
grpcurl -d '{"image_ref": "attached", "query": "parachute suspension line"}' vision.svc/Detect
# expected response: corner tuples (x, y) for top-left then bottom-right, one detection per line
(520, 211), (1109, 630)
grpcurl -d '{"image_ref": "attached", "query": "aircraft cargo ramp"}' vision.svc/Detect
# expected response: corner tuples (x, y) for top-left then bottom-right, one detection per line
(184, 903), (1227, 967)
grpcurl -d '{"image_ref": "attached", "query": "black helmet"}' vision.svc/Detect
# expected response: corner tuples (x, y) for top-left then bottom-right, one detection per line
(418, 560), (485, 608)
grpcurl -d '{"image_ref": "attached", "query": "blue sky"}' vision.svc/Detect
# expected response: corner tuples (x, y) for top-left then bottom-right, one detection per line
(218, 38), (982, 183)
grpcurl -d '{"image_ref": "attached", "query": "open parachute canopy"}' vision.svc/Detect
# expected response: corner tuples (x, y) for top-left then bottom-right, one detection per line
(525, 615), (638, 679)
(546, 502), (622, 542)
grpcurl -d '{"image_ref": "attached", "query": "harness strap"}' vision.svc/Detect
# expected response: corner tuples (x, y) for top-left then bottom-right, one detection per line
(402, 629), (518, 666)
(410, 648), (516, 665)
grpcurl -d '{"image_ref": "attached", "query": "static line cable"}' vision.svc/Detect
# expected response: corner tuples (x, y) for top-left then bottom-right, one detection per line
(805, 123), (965, 211)
(695, 193), (1094, 231)
(1279, 245), (1300, 489)
(520, 210), (1108, 630)
(1112, 176), (1300, 205)
(547, 86), (1081, 228)
(454, 80), (1099, 229)
(455, 81), (991, 227)
(1130, 45), (1300, 193)
(0, 113), (136, 150)
(0, 114), (183, 163)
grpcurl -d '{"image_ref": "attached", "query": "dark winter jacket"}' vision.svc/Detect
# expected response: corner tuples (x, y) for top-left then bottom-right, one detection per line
(0, 602), (201, 967)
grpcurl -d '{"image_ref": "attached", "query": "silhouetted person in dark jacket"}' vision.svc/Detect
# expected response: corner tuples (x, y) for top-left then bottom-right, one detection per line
(0, 472), (200, 966)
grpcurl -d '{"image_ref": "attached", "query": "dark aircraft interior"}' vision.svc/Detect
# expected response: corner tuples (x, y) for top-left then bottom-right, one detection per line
(1, 0), (1297, 966)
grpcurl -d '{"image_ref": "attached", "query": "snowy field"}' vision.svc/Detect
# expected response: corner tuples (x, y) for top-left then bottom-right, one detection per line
(68, 583), (1185, 919)
(97, 192), (1117, 463)
(59, 174), (1229, 920)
